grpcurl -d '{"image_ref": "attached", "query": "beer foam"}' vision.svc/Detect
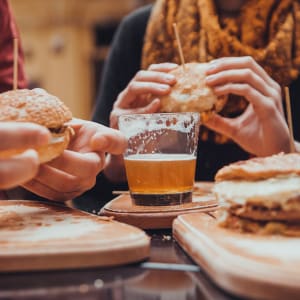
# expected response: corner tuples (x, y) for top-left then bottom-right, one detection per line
(125, 153), (196, 161)
(119, 113), (199, 138)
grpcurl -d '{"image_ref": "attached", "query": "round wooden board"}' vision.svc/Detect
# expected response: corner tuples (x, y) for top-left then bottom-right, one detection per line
(100, 182), (218, 229)
(173, 212), (300, 300)
(0, 200), (150, 272)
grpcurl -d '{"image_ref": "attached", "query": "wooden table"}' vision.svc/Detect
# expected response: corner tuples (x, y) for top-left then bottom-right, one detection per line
(0, 229), (241, 300)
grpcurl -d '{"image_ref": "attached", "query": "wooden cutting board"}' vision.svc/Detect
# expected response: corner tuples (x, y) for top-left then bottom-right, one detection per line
(100, 182), (218, 229)
(173, 212), (300, 300)
(0, 200), (150, 272)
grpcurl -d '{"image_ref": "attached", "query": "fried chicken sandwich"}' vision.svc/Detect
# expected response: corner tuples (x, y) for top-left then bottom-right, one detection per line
(213, 153), (300, 236)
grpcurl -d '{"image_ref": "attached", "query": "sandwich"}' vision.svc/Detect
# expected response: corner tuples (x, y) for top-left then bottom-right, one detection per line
(213, 153), (300, 236)
(0, 88), (73, 163)
(159, 62), (227, 120)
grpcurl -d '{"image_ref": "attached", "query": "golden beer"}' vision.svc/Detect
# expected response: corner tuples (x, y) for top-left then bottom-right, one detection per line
(124, 153), (196, 205)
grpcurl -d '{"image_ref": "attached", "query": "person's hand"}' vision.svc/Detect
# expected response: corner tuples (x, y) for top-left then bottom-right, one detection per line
(105, 63), (177, 183)
(204, 56), (290, 156)
(109, 63), (178, 129)
(0, 122), (50, 189)
(22, 119), (127, 201)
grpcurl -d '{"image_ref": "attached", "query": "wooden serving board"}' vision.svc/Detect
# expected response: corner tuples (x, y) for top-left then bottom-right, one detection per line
(0, 200), (150, 272)
(100, 182), (218, 229)
(173, 212), (300, 300)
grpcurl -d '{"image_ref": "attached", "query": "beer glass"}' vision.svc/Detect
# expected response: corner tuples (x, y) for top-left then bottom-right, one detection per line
(118, 112), (200, 206)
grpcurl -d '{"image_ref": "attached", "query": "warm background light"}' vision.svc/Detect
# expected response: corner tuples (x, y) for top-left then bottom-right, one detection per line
(10, 0), (153, 119)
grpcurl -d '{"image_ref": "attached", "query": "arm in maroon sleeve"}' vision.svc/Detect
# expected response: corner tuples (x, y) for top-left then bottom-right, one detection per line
(0, 0), (27, 92)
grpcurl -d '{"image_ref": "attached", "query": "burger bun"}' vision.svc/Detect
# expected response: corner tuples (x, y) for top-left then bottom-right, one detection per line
(0, 88), (73, 163)
(159, 63), (227, 118)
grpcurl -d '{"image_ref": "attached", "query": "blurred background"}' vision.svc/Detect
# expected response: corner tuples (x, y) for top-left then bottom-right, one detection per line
(10, 0), (154, 119)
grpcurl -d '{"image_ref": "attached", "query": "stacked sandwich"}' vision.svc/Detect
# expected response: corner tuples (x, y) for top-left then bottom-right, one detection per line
(213, 153), (300, 236)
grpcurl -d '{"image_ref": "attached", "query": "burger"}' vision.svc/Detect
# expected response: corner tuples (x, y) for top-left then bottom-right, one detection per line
(159, 62), (227, 119)
(213, 153), (300, 236)
(0, 88), (73, 163)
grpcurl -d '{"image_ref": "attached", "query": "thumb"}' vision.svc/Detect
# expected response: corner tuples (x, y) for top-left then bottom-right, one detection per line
(134, 98), (161, 114)
(0, 149), (40, 189)
(203, 114), (236, 139)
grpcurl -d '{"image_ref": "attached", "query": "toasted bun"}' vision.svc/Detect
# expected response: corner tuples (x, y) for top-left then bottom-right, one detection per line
(0, 89), (73, 163)
(159, 63), (227, 118)
(215, 153), (300, 181)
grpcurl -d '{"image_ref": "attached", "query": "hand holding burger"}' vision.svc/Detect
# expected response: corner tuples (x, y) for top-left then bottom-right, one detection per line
(0, 88), (127, 201)
(22, 119), (127, 201)
(0, 88), (73, 162)
(159, 62), (227, 120)
(203, 56), (291, 156)
(0, 88), (71, 190)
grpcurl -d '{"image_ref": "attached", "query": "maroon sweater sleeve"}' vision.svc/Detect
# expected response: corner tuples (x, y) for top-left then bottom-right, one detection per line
(0, 0), (27, 92)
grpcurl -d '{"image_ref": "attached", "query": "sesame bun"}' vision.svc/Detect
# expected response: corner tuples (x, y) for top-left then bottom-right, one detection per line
(159, 63), (227, 119)
(0, 88), (73, 163)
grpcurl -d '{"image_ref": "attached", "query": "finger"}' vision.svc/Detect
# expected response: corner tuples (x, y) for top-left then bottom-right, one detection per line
(143, 98), (161, 113)
(148, 63), (178, 72)
(134, 70), (176, 85)
(0, 150), (39, 189)
(203, 114), (238, 140)
(24, 158), (99, 201)
(45, 150), (103, 178)
(0, 122), (50, 151)
(212, 83), (276, 119)
(65, 117), (84, 128)
(123, 98), (161, 115)
(118, 81), (171, 108)
(22, 179), (80, 202)
(207, 56), (277, 88)
(206, 69), (273, 98)
(110, 99), (161, 129)
(90, 127), (127, 155)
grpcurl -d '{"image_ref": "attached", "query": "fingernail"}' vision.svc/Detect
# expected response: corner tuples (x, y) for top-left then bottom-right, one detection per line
(207, 61), (217, 72)
(164, 74), (175, 81)
(159, 84), (170, 91)
(168, 63), (178, 67)
(205, 75), (215, 83)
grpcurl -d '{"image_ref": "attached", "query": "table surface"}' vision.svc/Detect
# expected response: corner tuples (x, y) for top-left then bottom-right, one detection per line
(0, 229), (241, 300)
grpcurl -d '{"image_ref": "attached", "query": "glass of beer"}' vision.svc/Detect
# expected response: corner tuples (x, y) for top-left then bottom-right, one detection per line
(118, 112), (200, 206)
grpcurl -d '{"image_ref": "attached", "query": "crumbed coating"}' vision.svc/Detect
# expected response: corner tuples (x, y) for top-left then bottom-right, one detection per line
(229, 201), (300, 222)
(218, 209), (300, 237)
(215, 153), (300, 181)
(0, 89), (72, 128)
(159, 63), (227, 114)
